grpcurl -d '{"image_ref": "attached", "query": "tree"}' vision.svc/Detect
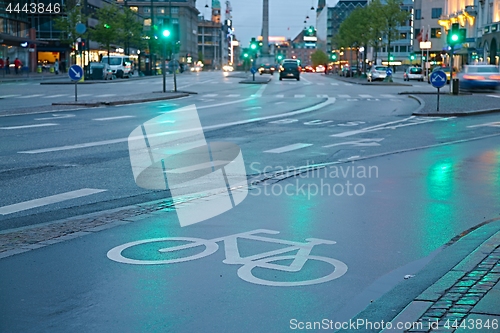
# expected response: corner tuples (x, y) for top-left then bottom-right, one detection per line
(53, 0), (88, 55)
(92, 4), (121, 64)
(371, 0), (409, 78)
(120, 7), (145, 54)
(311, 50), (329, 67)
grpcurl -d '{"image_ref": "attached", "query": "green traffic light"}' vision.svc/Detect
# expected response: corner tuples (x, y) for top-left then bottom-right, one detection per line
(250, 44), (257, 50)
(410, 55), (415, 60)
(163, 30), (171, 37)
(451, 34), (459, 42)
(104, 23), (110, 29)
(243, 53), (249, 58)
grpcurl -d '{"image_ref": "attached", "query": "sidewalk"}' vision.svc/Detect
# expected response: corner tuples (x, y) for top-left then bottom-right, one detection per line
(407, 93), (500, 117)
(343, 219), (500, 333)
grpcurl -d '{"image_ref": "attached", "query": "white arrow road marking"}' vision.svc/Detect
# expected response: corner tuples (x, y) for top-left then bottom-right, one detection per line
(331, 116), (427, 137)
(35, 114), (75, 120)
(93, 115), (136, 121)
(251, 84), (268, 97)
(0, 123), (58, 130)
(304, 120), (334, 125)
(337, 121), (366, 127)
(0, 188), (107, 215)
(269, 119), (298, 124)
(323, 138), (384, 148)
(264, 143), (313, 153)
(19, 98), (336, 154)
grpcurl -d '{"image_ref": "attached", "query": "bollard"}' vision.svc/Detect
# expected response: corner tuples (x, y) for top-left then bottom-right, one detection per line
(452, 78), (459, 95)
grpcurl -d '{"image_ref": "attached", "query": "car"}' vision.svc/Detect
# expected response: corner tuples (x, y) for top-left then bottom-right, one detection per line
(302, 65), (315, 73)
(258, 64), (276, 75)
(367, 66), (388, 81)
(279, 61), (300, 81)
(428, 66), (454, 84)
(456, 64), (500, 91)
(89, 62), (114, 80)
(340, 66), (350, 77)
(100, 55), (133, 78)
(222, 65), (234, 72)
(315, 65), (325, 73)
(403, 67), (424, 81)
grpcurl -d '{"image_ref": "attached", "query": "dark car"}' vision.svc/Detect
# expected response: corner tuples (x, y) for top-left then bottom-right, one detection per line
(259, 64), (276, 75)
(279, 62), (300, 81)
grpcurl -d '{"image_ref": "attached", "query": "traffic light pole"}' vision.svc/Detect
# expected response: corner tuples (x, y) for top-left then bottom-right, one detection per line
(449, 45), (454, 94)
(162, 42), (167, 93)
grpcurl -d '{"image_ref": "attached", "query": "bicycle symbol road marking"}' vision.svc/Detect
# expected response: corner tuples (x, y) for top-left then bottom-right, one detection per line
(107, 229), (348, 287)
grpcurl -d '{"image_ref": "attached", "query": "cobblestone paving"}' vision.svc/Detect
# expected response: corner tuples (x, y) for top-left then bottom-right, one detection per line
(407, 246), (500, 332)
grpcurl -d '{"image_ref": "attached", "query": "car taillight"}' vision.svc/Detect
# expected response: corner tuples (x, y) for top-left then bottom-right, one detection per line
(489, 75), (500, 80)
(271, 67), (275, 70)
(463, 75), (485, 80)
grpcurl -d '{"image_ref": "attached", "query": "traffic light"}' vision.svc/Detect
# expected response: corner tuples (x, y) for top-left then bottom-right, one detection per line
(243, 52), (249, 58)
(162, 28), (171, 38)
(250, 38), (258, 51)
(104, 23), (110, 29)
(410, 54), (415, 60)
(389, 55), (394, 61)
(331, 52), (337, 61)
(447, 23), (466, 46)
(277, 54), (283, 61)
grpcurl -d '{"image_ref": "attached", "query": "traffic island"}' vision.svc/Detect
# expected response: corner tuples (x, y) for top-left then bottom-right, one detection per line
(51, 92), (190, 107)
(410, 93), (500, 116)
(239, 77), (272, 84)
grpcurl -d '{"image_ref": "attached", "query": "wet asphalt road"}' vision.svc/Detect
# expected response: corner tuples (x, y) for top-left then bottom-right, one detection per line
(1, 72), (500, 332)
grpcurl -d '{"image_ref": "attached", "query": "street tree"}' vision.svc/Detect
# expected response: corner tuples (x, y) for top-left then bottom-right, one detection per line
(371, 0), (409, 70)
(120, 7), (145, 54)
(53, 0), (87, 54)
(92, 4), (121, 64)
(311, 50), (329, 67)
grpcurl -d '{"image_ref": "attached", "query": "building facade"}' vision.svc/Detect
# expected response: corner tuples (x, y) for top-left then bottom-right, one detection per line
(413, 0), (446, 66)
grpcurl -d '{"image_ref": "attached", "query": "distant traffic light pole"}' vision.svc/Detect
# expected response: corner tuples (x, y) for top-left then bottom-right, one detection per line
(162, 29), (170, 93)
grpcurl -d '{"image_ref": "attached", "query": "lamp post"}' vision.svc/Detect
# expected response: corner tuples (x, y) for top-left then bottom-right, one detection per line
(169, 0), (178, 91)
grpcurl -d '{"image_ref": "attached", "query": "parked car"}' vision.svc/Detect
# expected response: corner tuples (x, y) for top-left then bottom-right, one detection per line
(89, 62), (114, 80)
(367, 66), (388, 81)
(457, 64), (500, 91)
(100, 55), (133, 78)
(259, 64), (276, 75)
(279, 62), (300, 81)
(315, 65), (325, 73)
(403, 66), (424, 81)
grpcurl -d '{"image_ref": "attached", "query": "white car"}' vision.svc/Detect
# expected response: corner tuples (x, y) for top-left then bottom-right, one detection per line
(403, 67), (423, 81)
(367, 66), (388, 82)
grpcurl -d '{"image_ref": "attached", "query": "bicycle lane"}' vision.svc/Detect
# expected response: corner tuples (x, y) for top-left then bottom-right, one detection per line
(1, 136), (500, 332)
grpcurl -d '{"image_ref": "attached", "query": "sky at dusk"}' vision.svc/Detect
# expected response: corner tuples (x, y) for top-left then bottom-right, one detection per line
(195, 0), (334, 46)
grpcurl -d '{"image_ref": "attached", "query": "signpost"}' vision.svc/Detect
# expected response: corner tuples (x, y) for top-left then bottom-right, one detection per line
(386, 68), (393, 77)
(430, 70), (447, 112)
(68, 65), (83, 102)
(250, 66), (257, 81)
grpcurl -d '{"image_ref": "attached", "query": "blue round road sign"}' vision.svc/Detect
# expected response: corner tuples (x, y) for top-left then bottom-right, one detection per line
(250, 67), (257, 74)
(386, 68), (393, 76)
(430, 70), (447, 88)
(68, 65), (83, 81)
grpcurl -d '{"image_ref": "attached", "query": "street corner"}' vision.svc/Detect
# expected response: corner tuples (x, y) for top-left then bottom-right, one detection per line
(411, 93), (500, 117)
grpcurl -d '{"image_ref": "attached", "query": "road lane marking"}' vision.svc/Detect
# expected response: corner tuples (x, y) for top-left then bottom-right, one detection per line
(94, 94), (117, 98)
(19, 98), (336, 154)
(330, 83), (339, 85)
(323, 138), (384, 148)
(202, 94), (218, 97)
(227, 94), (241, 97)
(338, 94), (351, 98)
(275, 101), (285, 105)
(486, 95), (500, 98)
(467, 121), (500, 128)
(0, 123), (58, 130)
(344, 83), (353, 86)
(16, 94), (43, 99)
(380, 94), (397, 98)
(251, 84), (268, 97)
(294, 94), (305, 98)
(93, 115), (136, 121)
(359, 94), (373, 98)
(264, 143), (313, 154)
(276, 94), (284, 98)
(244, 107), (262, 111)
(0, 94), (21, 98)
(317, 83), (325, 86)
(304, 120), (334, 125)
(317, 94), (329, 98)
(42, 94), (68, 99)
(0, 188), (107, 215)
(35, 114), (75, 120)
(300, 76), (312, 84)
